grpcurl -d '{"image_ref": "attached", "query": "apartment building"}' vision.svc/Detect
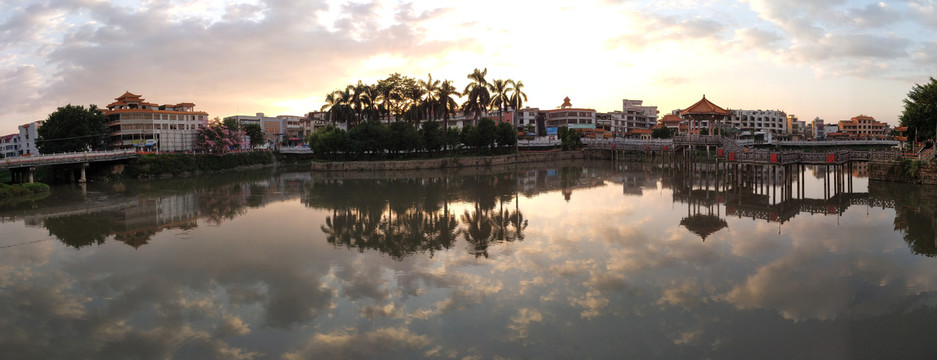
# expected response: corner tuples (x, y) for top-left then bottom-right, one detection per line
(543, 97), (596, 129)
(104, 92), (209, 152)
(838, 115), (887, 139)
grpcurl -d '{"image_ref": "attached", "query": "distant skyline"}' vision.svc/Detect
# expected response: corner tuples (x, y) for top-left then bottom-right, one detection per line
(1, 0), (935, 132)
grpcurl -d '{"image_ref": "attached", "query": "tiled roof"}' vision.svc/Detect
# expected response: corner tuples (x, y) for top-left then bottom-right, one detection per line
(680, 95), (729, 116)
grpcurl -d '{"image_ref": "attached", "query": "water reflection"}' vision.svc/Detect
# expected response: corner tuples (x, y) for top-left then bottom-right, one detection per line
(3, 162), (937, 358)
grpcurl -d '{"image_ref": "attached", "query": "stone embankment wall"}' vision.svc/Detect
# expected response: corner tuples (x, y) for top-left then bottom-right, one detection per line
(310, 151), (595, 172)
(870, 160), (937, 184)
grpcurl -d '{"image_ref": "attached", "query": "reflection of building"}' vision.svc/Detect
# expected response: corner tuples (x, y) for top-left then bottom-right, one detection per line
(104, 92), (209, 152)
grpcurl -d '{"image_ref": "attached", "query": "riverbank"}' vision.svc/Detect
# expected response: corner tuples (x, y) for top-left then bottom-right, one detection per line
(870, 159), (937, 184)
(308, 150), (595, 171)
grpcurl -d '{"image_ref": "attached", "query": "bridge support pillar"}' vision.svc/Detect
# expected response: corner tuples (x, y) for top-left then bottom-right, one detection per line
(79, 163), (88, 183)
(27, 167), (35, 183)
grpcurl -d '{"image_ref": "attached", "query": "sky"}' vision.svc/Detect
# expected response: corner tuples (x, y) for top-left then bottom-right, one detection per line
(1, 0), (935, 133)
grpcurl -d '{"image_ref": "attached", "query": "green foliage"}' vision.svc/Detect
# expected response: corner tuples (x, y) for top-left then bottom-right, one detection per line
(900, 77), (937, 141)
(127, 152), (273, 177)
(902, 159), (921, 178)
(37, 104), (107, 154)
(461, 124), (478, 148)
(496, 122), (517, 148)
(475, 118), (497, 149)
(307, 125), (347, 157)
(347, 120), (390, 155)
(558, 126), (583, 150)
(0, 182), (51, 199)
(388, 121), (421, 153)
(652, 127), (675, 139)
(420, 120), (444, 153)
(242, 124), (265, 148)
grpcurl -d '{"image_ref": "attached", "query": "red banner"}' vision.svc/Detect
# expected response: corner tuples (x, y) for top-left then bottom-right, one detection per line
(826, 154), (835, 163)
(717, 148), (724, 157)
(664, 145), (668, 151)
(728, 152), (736, 161)
(770, 153), (777, 163)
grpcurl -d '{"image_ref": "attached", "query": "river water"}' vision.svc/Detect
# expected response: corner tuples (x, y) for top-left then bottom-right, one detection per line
(2, 160), (936, 359)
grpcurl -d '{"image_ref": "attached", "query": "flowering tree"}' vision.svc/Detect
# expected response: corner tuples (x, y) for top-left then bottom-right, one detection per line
(197, 118), (240, 154)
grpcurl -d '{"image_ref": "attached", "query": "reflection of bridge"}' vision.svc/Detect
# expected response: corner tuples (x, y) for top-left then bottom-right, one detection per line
(1, 149), (138, 183)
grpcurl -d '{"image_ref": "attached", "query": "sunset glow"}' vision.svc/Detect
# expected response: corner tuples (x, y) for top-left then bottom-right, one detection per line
(1, 0), (934, 130)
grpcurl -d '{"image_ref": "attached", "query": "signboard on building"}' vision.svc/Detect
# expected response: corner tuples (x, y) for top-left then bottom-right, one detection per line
(546, 127), (558, 136)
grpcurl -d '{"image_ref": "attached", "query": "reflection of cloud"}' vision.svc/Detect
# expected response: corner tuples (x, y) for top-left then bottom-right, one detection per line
(657, 280), (704, 310)
(569, 290), (610, 319)
(283, 327), (431, 360)
(508, 308), (543, 342)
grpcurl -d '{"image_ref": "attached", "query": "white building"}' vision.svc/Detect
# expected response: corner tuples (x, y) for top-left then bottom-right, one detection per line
(728, 109), (788, 136)
(1, 134), (19, 158)
(544, 97), (596, 130)
(17, 121), (42, 155)
(621, 99), (658, 131)
(812, 117), (826, 140)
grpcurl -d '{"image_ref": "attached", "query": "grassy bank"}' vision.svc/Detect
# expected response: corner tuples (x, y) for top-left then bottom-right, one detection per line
(0, 182), (51, 199)
(126, 151), (275, 178)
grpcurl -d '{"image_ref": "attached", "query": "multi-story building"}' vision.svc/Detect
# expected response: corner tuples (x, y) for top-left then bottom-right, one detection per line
(543, 97), (596, 130)
(727, 109), (788, 136)
(104, 92), (208, 152)
(224, 113), (305, 146)
(17, 121), (42, 155)
(838, 115), (887, 139)
(622, 99), (658, 131)
(812, 117), (825, 140)
(1, 134), (19, 158)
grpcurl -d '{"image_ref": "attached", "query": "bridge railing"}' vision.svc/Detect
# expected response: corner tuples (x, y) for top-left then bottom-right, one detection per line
(0, 148), (138, 168)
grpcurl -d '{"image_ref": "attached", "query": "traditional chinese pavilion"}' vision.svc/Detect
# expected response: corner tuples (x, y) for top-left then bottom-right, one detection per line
(680, 95), (730, 135)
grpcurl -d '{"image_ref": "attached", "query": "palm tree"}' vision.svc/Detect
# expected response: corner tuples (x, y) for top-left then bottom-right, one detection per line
(509, 80), (528, 114)
(436, 80), (461, 150)
(489, 78), (513, 121)
(463, 68), (491, 126)
(419, 73), (440, 121)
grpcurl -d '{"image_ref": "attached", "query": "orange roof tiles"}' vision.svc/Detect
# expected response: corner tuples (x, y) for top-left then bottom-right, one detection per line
(680, 95), (729, 116)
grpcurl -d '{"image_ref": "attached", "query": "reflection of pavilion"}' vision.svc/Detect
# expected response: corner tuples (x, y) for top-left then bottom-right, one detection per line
(670, 160), (892, 240)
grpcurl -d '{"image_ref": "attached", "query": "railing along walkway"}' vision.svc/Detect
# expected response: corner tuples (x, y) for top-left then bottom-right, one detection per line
(0, 149), (138, 170)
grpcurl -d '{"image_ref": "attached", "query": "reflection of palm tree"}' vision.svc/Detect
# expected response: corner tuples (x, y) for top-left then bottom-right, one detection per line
(462, 205), (493, 258)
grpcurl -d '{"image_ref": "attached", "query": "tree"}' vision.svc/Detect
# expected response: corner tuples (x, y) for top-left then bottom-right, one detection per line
(463, 68), (491, 126)
(419, 73), (440, 121)
(196, 119), (240, 154)
(900, 77), (937, 142)
(242, 124), (265, 148)
(420, 120), (444, 153)
(496, 122), (517, 148)
(476, 118), (497, 149)
(307, 125), (347, 157)
(510, 80), (528, 115)
(388, 121), (420, 154)
(36, 104), (107, 154)
(436, 80), (461, 150)
(489, 78), (513, 121)
(652, 126), (675, 139)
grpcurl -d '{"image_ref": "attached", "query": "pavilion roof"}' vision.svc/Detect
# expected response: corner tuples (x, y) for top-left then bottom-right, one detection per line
(680, 214), (728, 241)
(680, 95), (729, 116)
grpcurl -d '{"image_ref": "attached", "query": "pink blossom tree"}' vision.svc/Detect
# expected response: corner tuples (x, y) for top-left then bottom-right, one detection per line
(196, 118), (240, 154)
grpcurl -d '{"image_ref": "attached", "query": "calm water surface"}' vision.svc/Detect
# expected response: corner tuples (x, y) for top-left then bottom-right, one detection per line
(2, 160), (937, 359)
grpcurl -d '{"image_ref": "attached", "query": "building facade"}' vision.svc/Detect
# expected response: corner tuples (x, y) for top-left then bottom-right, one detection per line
(838, 115), (887, 139)
(727, 109), (788, 136)
(1, 134), (19, 158)
(104, 92), (208, 152)
(543, 97), (596, 130)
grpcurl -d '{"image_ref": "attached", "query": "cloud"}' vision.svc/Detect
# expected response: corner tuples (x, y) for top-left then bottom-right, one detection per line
(283, 327), (431, 360)
(847, 2), (900, 28)
(0, 0), (471, 127)
(908, 0), (937, 28)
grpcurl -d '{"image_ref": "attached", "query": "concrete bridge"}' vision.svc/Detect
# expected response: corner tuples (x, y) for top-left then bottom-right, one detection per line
(0, 149), (138, 183)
